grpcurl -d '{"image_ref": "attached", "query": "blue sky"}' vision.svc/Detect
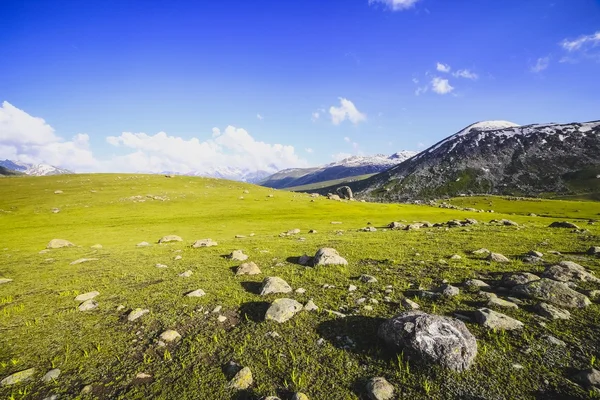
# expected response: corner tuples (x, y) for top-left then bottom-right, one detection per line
(1, 0), (599, 173)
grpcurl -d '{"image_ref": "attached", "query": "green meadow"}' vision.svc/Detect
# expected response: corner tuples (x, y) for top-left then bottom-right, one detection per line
(0, 174), (599, 399)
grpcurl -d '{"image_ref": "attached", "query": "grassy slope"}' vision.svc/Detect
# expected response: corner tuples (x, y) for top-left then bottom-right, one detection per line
(285, 173), (376, 192)
(0, 174), (599, 400)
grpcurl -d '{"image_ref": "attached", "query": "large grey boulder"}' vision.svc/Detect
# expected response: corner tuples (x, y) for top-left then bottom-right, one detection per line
(474, 308), (523, 330)
(265, 298), (303, 323)
(260, 277), (292, 295)
(377, 311), (477, 372)
(512, 278), (591, 308)
(158, 235), (182, 243)
(47, 239), (74, 249)
(366, 377), (395, 400)
(501, 272), (540, 287)
(313, 248), (348, 266)
(534, 302), (571, 320)
(541, 261), (600, 283)
(336, 186), (353, 200)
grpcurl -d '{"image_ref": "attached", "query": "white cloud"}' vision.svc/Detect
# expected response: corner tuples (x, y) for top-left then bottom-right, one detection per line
(431, 77), (454, 95)
(415, 86), (428, 96)
(453, 69), (479, 80)
(311, 112), (320, 122)
(256, 113), (264, 120)
(530, 57), (550, 73)
(106, 126), (306, 173)
(0, 101), (98, 171)
(436, 62), (451, 73)
(305, 148), (314, 154)
(560, 31), (600, 52)
(368, 0), (421, 11)
(329, 98), (367, 125)
(331, 152), (352, 161)
(344, 136), (351, 142)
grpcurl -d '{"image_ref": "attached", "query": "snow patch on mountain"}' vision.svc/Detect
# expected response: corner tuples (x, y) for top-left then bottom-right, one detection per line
(0, 160), (73, 176)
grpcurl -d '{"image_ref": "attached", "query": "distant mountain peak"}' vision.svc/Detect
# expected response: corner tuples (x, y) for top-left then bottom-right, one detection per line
(0, 160), (72, 176)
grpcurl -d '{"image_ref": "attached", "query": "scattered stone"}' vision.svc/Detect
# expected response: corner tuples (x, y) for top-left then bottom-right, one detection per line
(0, 278), (13, 285)
(308, 229), (317, 234)
(502, 219), (519, 226)
(173, 255), (182, 261)
(236, 261), (261, 275)
(523, 256), (544, 264)
(78, 299), (98, 311)
(116, 305), (125, 311)
(542, 335), (566, 347)
(527, 250), (544, 258)
(295, 288), (306, 294)
(229, 250), (249, 261)
(227, 367), (253, 390)
(137, 241), (151, 247)
(487, 297), (519, 309)
(549, 221), (580, 229)
(54, 190), (63, 194)
(0, 368), (36, 386)
(336, 186), (353, 200)
(265, 331), (281, 338)
(587, 246), (600, 256)
(439, 284), (460, 297)
(405, 223), (422, 230)
(513, 278), (591, 308)
(474, 308), (523, 330)
(487, 252), (510, 263)
(378, 311), (477, 372)
(158, 235), (182, 243)
(534, 302), (571, 320)
(186, 289), (206, 297)
(235, 235), (246, 239)
(212, 305), (222, 313)
(159, 330), (181, 343)
(541, 261), (600, 283)
(464, 279), (490, 290)
(75, 291), (99, 302)
(128, 308), (150, 321)
(388, 222), (406, 229)
(192, 239), (218, 248)
(348, 284), (357, 292)
(400, 298), (420, 310)
(260, 277), (292, 295)
(360, 226), (377, 232)
(156, 263), (168, 268)
(70, 258), (98, 265)
(449, 254), (462, 260)
(47, 239), (74, 249)
(217, 315), (227, 323)
(304, 299), (318, 311)
(81, 385), (93, 394)
(265, 298), (303, 323)
(359, 274), (378, 284)
(501, 272), (540, 287)
(313, 248), (348, 265)
(472, 248), (490, 255)
(327, 194), (341, 201)
(179, 270), (193, 278)
(366, 377), (395, 400)
(324, 309), (346, 318)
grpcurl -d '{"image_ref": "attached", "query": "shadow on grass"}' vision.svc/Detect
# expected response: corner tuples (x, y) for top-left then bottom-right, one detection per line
(240, 281), (262, 295)
(316, 315), (386, 357)
(238, 301), (270, 323)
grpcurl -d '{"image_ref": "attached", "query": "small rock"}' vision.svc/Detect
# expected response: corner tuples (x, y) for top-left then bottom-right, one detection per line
(472, 248), (491, 255)
(502, 272), (540, 287)
(217, 315), (227, 323)
(527, 250), (544, 257)
(439, 284), (460, 297)
(174, 255), (182, 261)
(464, 279), (490, 290)
(534, 302), (571, 320)
(78, 299), (98, 311)
(304, 299), (318, 311)
(229, 250), (249, 261)
(474, 308), (523, 330)
(159, 330), (181, 343)
(366, 376), (395, 400)
(0, 278), (13, 285)
(192, 239), (218, 248)
(587, 246), (600, 256)
(313, 248), (348, 265)
(449, 254), (462, 260)
(260, 277), (292, 295)
(236, 261), (261, 275)
(137, 241), (151, 247)
(179, 270), (193, 278)
(70, 258), (98, 265)
(359, 274), (378, 284)
(265, 298), (304, 323)
(487, 253), (510, 263)
(227, 366), (253, 390)
(127, 308), (150, 322)
(487, 297), (519, 309)
(47, 239), (75, 249)
(186, 289), (206, 297)
(400, 298), (420, 310)
(75, 291), (100, 302)
(0, 368), (36, 386)
(542, 335), (566, 347)
(90, 244), (102, 249)
(348, 284), (357, 292)
(158, 235), (183, 243)
(156, 263), (168, 268)
(54, 190), (63, 194)
(212, 305), (222, 313)
(295, 288), (306, 294)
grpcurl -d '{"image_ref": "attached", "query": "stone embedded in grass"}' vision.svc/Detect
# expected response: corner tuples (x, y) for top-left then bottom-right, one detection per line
(265, 298), (303, 323)
(501, 272), (540, 287)
(227, 366), (253, 390)
(360, 226), (377, 232)
(260, 277), (292, 295)
(78, 299), (98, 311)
(158, 235), (183, 243)
(313, 248), (347, 266)
(348, 284), (357, 292)
(534, 302), (571, 320)
(587, 246), (600, 256)
(295, 288), (306, 294)
(464, 279), (490, 290)
(128, 308), (150, 322)
(52, 208), (60, 214)
(212, 305), (222, 313)
(179, 270), (193, 278)
(90, 244), (103, 249)
(401, 298), (420, 310)
(512, 278), (591, 308)
(70, 258), (99, 265)
(156, 263), (168, 268)
(228, 250), (248, 261)
(0, 278), (13, 285)
(191, 239), (218, 248)
(405, 223), (422, 230)
(487, 297), (519, 309)
(303, 299), (318, 311)
(54, 190), (63, 194)
(0, 368), (36, 386)
(472, 248), (490, 255)
(174, 255), (182, 261)
(137, 241), (151, 247)
(549, 221), (580, 229)
(359, 274), (378, 284)
(541, 261), (600, 283)
(41, 368), (61, 382)
(527, 250), (543, 257)
(474, 308), (523, 330)
(47, 239), (75, 249)
(75, 291), (99, 302)
(236, 261), (261, 275)
(387, 221), (406, 229)
(286, 228), (301, 235)
(159, 329), (181, 343)
(439, 284), (460, 297)
(449, 254), (462, 260)
(487, 252), (510, 263)
(217, 315), (227, 322)
(378, 311), (477, 372)
(186, 289), (206, 297)
(366, 377), (395, 400)
(502, 219), (519, 226)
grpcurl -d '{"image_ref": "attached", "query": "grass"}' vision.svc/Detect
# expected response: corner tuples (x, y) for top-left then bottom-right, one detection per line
(285, 173), (376, 192)
(0, 173), (599, 399)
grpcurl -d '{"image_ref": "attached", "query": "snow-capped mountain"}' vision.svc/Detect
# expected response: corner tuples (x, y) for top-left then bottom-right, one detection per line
(259, 151), (417, 189)
(347, 120), (600, 201)
(183, 166), (272, 183)
(0, 160), (73, 176)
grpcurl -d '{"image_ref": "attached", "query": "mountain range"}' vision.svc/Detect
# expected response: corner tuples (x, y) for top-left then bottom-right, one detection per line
(316, 120), (600, 201)
(258, 151), (418, 189)
(0, 160), (73, 176)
